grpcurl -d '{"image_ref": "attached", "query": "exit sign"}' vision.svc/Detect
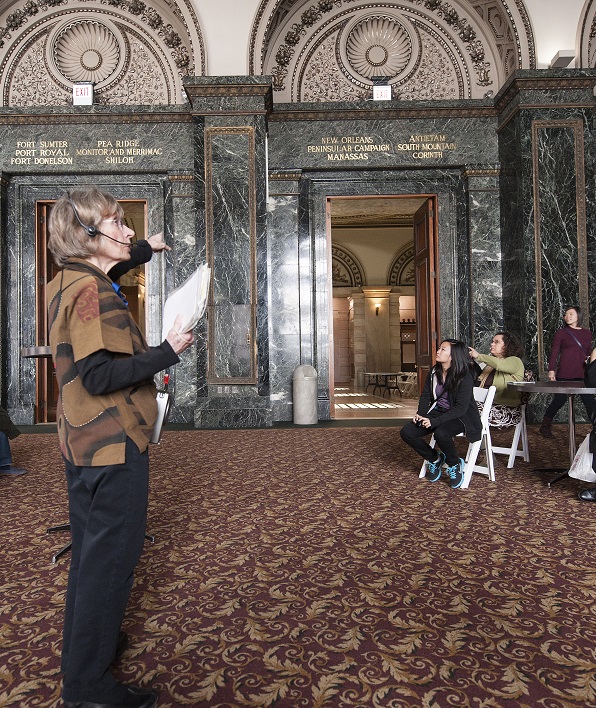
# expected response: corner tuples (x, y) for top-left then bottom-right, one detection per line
(73, 82), (93, 105)
(372, 85), (392, 101)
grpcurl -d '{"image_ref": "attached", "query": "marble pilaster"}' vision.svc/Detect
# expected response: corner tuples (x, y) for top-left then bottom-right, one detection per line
(496, 70), (596, 422)
(267, 171), (302, 421)
(463, 167), (503, 351)
(184, 77), (273, 428)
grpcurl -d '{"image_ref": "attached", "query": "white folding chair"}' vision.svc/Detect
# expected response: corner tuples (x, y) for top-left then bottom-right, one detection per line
(491, 404), (529, 468)
(489, 370), (533, 469)
(399, 372), (418, 398)
(418, 385), (496, 488)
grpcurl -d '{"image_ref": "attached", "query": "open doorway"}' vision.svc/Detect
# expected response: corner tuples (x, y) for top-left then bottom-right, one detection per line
(327, 195), (439, 419)
(34, 198), (149, 423)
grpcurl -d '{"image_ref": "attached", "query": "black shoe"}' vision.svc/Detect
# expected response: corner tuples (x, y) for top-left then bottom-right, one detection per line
(63, 685), (157, 708)
(426, 452), (445, 482)
(538, 418), (554, 438)
(0, 465), (27, 475)
(113, 631), (129, 663)
(446, 458), (465, 489)
(578, 488), (596, 502)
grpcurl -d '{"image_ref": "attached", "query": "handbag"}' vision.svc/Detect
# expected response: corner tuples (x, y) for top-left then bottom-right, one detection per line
(150, 372), (172, 444)
(568, 434), (596, 482)
(151, 391), (172, 444)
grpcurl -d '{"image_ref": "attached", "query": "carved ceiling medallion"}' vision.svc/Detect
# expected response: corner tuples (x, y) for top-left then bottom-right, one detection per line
(46, 17), (127, 90)
(54, 21), (119, 83)
(344, 15), (413, 81)
(336, 13), (420, 90)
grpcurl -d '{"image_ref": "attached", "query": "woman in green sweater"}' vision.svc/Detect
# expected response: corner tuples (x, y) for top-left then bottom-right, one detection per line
(469, 332), (526, 414)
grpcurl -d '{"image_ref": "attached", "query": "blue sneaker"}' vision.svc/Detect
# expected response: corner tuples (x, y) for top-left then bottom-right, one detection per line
(447, 458), (465, 489)
(426, 452), (445, 482)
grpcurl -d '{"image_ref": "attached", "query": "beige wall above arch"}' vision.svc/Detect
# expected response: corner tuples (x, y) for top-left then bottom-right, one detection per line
(0, 0), (206, 106)
(250, 0), (536, 101)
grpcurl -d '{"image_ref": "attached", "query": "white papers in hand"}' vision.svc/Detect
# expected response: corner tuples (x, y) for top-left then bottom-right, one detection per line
(161, 263), (211, 339)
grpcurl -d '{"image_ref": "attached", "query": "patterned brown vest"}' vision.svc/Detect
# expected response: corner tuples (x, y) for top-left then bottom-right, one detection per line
(47, 259), (157, 466)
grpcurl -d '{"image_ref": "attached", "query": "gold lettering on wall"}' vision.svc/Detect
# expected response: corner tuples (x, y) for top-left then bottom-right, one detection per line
(305, 134), (458, 161)
(77, 139), (163, 164)
(10, 138), (164, 166)
(11, 140), (73, 166)
(306, 135), (391, 161)
(395, 134), (457, 159)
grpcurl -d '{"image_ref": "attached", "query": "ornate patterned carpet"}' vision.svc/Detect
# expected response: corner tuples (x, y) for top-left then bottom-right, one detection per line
(1, 425), (595, 707)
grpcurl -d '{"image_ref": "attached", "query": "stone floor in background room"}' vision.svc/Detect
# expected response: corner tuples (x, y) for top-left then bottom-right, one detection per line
(333, 382), (418, 420)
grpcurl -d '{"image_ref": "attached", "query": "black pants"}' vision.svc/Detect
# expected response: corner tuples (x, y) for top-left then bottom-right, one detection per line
(544, 378), (596, 421)
(400, 417), (465, 467)
(61, 437), (149, 702)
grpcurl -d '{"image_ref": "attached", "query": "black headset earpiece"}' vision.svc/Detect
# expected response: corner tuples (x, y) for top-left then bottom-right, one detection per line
(66, 192), (98, 237)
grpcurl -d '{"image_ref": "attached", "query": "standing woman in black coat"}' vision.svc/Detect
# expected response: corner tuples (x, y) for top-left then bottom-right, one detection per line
(400, 339), (481, 489)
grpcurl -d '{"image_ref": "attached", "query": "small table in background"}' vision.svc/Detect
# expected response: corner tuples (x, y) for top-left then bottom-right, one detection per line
(364, 372), (412, 398)
(507, 380), (596, 487)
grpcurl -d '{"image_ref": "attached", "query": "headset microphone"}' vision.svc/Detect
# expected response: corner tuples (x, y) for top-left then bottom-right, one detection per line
(68, 196), (99, 237)
(99, 231), (136, 248)
(66, 193), (134, 247)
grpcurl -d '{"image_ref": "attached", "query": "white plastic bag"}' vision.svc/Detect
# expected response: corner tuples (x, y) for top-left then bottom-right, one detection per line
(568, 434), (596, 482)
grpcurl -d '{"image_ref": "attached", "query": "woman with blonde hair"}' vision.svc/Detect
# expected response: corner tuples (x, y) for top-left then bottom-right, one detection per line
(47, 186), (193, 708)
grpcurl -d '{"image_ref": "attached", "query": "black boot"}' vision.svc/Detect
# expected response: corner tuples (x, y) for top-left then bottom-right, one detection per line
(539, 416), (554, 438)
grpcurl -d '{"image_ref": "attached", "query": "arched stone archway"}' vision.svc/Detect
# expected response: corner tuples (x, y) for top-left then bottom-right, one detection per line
(249, 0), (536, 101)
(388, 244), (415, 286)
(0, 0), (206, 106)
(578, 0), (596, 67)
(332, 244), (366, 286)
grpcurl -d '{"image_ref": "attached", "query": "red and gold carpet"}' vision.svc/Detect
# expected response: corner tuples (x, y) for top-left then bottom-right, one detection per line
(1, 425), (595, 707)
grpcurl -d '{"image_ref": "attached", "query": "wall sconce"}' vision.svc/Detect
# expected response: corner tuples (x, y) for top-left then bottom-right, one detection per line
(375, 303), (381, 316)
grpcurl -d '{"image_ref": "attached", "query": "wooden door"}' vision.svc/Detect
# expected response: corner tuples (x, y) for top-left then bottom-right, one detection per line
(413, 198), (439, 392)
(34, 199), (147, 422)
(36, 202), (59, 422)
(326, 198), (335, 417)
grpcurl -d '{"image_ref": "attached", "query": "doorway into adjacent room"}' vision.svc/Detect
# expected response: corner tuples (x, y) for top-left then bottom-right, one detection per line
(34, 198), (149, 423)
(327, 194), (439, 420)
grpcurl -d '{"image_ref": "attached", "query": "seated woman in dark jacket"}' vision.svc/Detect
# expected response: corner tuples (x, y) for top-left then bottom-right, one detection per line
(400, 339), (481, 489)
